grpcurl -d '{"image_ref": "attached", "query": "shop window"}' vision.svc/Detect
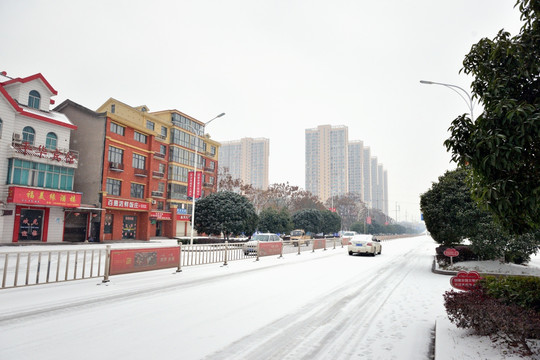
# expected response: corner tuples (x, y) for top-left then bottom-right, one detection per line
(104, 213), (113, 234)
(19, 209), (43, 241)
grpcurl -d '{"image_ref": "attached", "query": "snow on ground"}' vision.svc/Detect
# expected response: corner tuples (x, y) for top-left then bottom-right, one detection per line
(0, 235), (538, 360)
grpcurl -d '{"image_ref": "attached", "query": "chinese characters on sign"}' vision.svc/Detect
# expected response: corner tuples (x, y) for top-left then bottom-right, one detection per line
(109, 247), (181, 275)
(187, 171), (202, 198)
(7, 186), (81, 208)
(15, 142), (78, 164)
(104, 197), (149, 211)
(450, 271), (482, 291)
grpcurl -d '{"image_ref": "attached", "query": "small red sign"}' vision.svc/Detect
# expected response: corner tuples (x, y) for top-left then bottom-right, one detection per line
(444, 248), (460, 257)
(450, 271), (481, 291)
(313, 239), (325, 250)
(176, 214), (191, 221)
(258, 242), (283, 257)
(149, 211), (172, 220)
(104, 197), (149, 211)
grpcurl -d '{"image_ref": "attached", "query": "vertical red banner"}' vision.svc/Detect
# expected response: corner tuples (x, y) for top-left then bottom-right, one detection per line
(187, 171), (203, 199)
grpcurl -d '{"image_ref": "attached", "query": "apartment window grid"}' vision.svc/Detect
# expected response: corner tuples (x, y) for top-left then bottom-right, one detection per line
(168, 182), (188, 200)
(168, 164), (189, 182)
(110, 122), (125, 136)
(130, 183), (145, 199)
(146, 120), (155, 131)
(171, 113), (203, 135)
(106, 178), (121, 196)
(108, 146), (124, 164)
(132, 153), (146, 170)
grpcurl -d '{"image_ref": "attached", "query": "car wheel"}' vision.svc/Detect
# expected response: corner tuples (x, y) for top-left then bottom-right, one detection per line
(378, 247), (382, 255)
(372, 250), (376, 257)
(348, 251), (353, 256)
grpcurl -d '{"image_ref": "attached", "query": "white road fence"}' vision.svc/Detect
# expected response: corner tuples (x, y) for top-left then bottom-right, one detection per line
(0, 237), (350, 289)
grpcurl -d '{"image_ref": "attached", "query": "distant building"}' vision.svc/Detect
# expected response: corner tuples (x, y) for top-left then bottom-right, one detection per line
(305, 125), (349, 202)
(348, 140), (364, 200)
(219, 137), (269, 190)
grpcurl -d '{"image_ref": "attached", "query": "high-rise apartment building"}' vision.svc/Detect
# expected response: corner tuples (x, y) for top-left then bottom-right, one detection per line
(305, 124), (389, 216)
(219, 137), (270, 190)
(305, 125), (349, 202)
(348, 140), (364, 199)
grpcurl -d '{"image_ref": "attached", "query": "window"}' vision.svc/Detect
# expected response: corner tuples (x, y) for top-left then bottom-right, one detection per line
(158, 182), (165, 193)
(0, 118), (2, 139)
(210, 146), (216, 156)
(111, 104), (115, 114)
(156, 201), (164, 211)
(22, 126), (35, 145)
(28, 90), (41, 109)
(106, 178), (121, 196)
(45, 132), (57, 150)
(208, 161), (215, 170)
(131, 183), (145, 199)
(134, 131), (147, 144)
(108, 146), (123, 164)
(110, 122), (125, 136)
(158, 163), (166, 174)
(146, 120), (155, 131)
(160, 145), (167, 156)
(161, 126), (167, 138)
(132, 153), (146, 170)
(9, 159), (74, 190)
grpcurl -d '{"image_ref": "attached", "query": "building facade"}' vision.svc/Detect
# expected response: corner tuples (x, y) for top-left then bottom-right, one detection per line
(0, 72), (82, 243)
(219, 137), (269, 190)
(348, 140), (364, 200)
(305, 125), (349, 203)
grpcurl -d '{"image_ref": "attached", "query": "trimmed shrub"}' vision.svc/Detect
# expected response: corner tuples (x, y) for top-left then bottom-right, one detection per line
(444, 285), (540, 356)
(481, 276), (540, 313)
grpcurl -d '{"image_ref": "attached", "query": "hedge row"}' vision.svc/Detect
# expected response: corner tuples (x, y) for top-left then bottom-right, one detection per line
(444, 276), (540, 356)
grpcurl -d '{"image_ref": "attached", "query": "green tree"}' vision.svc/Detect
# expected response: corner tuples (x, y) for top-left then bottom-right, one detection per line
(292, 208), (322, 234)
(420, 169), (494, 245)
(194, 191), (258, 240)
(444, 0), (540, 234)
(258, 207), (293, 234)
(319, 210), (341, 235)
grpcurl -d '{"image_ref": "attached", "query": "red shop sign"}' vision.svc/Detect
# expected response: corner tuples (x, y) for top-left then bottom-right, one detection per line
(150, 211), (172, 220)
(7, 186), (81, 208)
(104, 197), (149, 211)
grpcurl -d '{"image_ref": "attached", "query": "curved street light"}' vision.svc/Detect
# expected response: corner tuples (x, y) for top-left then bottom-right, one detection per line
(420, 80), (475, 121)
(188, 112), (225, 245)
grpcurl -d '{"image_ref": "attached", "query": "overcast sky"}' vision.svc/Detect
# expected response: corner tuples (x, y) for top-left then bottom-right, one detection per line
(1, 0), (523, 222)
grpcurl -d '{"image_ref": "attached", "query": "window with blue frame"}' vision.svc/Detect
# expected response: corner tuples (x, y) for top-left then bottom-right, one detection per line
(22, 126), (35, 145)
(46, 132), (57, 150)
(28, 90), (41, 109)
(8, 159), (74, 190)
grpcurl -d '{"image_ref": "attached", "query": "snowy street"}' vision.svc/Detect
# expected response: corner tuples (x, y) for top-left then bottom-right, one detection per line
(0, 236), (451, 360)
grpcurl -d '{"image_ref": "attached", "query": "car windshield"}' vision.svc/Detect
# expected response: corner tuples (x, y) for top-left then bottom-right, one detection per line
(252, 234), (270, 241)
(291, 230), (303, 236)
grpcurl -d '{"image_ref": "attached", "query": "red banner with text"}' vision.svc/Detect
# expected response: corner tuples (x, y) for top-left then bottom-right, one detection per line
(258, 242), (283, 257)
(109, 247), (180, 275)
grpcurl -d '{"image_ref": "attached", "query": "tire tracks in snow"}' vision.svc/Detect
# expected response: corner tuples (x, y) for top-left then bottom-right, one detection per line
(204, 247), (423, 360)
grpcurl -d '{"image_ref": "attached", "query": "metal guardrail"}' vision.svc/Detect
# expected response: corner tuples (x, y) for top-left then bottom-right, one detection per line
(1, 249), (107, 289)
(0, 238), (344, 289)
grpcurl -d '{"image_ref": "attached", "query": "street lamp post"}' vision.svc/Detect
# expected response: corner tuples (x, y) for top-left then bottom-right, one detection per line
(420, 80), (475, 121)
(189, 112), (225, 245)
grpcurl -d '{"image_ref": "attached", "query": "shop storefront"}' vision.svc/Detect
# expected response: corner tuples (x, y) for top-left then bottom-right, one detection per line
(7, 186), (82, 242)
(102, 196), (150, 241)
(149, 211), (172, 237)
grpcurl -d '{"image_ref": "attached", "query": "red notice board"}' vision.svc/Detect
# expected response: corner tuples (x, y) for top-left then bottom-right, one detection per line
(313, 239), (326, 250)
(109, 247), (180, 275)
(258, 242), (283, 257)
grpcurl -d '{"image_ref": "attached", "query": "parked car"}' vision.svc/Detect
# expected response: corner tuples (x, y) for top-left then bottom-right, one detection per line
(290, 229), (311, 247)
(243, 233), (282, 255)
(347, 234), (382, 256)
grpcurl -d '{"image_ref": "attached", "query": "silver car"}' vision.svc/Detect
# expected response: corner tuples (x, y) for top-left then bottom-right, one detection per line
(347, 234), (382, 256)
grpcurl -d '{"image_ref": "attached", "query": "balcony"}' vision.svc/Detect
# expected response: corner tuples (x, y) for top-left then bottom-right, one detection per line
(152, 171), (165, 178)
(134, 168), (148, 177)
(10, 141), (79, 168)
(203, 182), (215, 188)
(109, 162), (124, 171)
(204, 167), (215, 172)
(151, 191), (164, 197)
(153, 152), (166, 160)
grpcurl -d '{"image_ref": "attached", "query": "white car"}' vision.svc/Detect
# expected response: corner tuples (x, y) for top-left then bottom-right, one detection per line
(348, 234), (382, 256)
(243, 233), (282, 255)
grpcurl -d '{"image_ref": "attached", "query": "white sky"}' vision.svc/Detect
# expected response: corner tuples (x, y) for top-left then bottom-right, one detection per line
(0, 0), (523, 222)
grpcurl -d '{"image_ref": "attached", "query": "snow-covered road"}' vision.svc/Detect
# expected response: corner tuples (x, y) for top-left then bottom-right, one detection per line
(0, 235), (451, 360)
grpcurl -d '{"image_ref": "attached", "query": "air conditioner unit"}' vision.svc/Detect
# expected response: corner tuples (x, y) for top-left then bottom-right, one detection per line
(12, 133), (22, 143)
(151, 200), (157, 205)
